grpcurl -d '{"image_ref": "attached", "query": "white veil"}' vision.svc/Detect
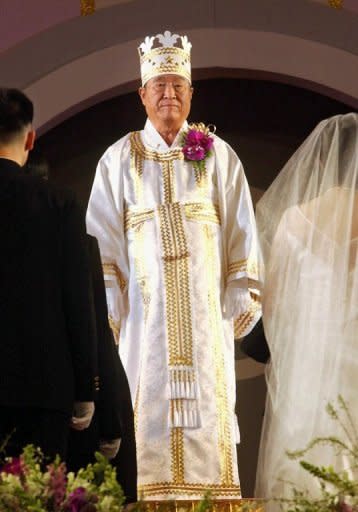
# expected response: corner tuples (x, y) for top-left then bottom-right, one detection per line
(255, 113), (358, 506)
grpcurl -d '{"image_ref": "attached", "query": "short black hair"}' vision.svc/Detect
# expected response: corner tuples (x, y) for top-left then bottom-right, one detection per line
(0, 88), (34, 144)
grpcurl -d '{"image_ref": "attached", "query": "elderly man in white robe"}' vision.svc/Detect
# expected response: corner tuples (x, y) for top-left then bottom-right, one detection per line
(87, 30), (260, 504)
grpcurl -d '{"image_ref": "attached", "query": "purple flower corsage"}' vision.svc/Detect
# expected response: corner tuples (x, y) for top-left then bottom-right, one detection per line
(181, 123), (215, 171)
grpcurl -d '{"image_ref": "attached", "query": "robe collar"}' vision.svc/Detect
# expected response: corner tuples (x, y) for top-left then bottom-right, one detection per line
(142, 118), (188, 151)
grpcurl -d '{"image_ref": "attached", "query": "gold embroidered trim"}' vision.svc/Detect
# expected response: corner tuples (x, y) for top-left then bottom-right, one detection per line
(102, 262), (127, 292)
(125, 202), (220, 233)
(130, 131), (184, 163)
(205, 225), (234, 486)
(234, 292), (261, 339)
(227, 260), (247, 276)
(159, 203), (193, 366)
(139, 500), (261, 511)
(228, 259), (258, 278)
(170, 427), (185, 484)
(139, 483), (242, 497)
(194, 166), (208, 190)
(185, 202), (220, 224)
(130, 135), (144, 204)
(163, 160), (176, 203)
(141, 46), (189, 60)
(142, 65), (191, 86)
(134, 382), (140, 435)
(108, 315), (120, 345)
(124, 208), (155, 232)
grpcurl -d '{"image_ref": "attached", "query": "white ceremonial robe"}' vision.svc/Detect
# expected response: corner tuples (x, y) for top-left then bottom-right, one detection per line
(87, 119), (260, 501)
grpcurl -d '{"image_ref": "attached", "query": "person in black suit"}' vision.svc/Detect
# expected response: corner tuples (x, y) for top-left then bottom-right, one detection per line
(26, 148), (137, 503)
(0, 88), (95, 461)
(67, 235), (137, 503)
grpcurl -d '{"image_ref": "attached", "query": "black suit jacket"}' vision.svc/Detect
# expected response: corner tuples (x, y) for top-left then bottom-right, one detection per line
(240, 318), (270, 364)
(68, 235), (137, 502)
(87, 234), (132, 441)
(0, 158), (95, 414)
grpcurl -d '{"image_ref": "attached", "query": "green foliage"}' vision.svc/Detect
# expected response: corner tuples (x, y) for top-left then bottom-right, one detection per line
(0, 446), (124, 511)
(276, 396), (358, 512)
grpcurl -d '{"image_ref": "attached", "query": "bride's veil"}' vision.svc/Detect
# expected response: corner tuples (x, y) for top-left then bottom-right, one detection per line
(255, 113), (358, 505)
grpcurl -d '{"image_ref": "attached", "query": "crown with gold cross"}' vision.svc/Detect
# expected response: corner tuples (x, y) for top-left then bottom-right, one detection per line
(138, 30), (192, 86)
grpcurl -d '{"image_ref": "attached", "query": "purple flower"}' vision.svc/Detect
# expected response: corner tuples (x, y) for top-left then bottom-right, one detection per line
(1, 457), (24, 477)
(47, 462), (67, 509)
(336, 502), (353, 512)
(181, 127), (214, 162)
(183, 144), (205, 161)
(65, 487), (89, 512)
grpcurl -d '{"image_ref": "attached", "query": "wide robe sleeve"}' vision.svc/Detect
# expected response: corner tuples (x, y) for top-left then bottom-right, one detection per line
(216, 140), (261, 338)
(86, 141), (130, 343)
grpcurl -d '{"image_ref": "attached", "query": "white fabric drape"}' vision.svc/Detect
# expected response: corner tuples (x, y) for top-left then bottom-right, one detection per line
(255, 113), (358, 507)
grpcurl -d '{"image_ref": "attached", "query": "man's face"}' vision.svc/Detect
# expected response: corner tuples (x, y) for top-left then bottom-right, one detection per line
(139, 74), (193, 131)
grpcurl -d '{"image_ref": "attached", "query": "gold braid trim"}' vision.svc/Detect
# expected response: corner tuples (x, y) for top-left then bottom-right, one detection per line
(124, 208), (155, 232)
(227, 259), (259, 278)
(185, 202), (220, 224)
(234, 292), (261, 339)
(139, 499), (263, 511)
(139, 483), (242, 498)
(130, 132), (184, 162)
(108, 315), (120, 345)
(102, 262), (127, 292)
(124, 202), (220, 234)
(227, 260), (247, 276)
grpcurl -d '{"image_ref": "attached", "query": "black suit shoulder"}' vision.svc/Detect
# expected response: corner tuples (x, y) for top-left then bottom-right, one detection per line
(0, 161), (95, 413)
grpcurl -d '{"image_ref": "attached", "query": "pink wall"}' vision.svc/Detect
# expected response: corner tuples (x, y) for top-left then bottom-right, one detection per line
(0, 0), (78, 52)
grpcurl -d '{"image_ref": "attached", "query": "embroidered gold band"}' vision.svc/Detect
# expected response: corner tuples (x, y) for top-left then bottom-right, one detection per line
(108, 315), (120, 344)
(124, 202), (220, 233)
(234, 292), (261, 339)
(130, 131), (184, 162)
(102, 262), (127, 292)
(227, 259), (247, 276)
(138, 499), (262, 510)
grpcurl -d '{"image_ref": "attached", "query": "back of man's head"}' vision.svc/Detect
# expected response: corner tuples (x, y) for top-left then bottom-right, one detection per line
(0, 88), (33, 143)
(0, 88), (35, 165)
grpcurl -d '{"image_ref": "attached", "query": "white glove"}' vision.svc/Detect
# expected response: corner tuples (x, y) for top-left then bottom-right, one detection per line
(223, 282), (250, 320)
(99, 438), (121, 459)
(70, 401), (95, 431)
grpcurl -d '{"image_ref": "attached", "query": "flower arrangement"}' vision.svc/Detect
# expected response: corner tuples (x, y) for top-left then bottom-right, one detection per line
(275, 396), (358, 512)
(180, 123), (215, 171)
(0, 445), (124, 511)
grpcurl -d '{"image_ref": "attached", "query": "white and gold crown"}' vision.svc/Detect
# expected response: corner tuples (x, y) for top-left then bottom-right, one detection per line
(138, 30), (192, 86)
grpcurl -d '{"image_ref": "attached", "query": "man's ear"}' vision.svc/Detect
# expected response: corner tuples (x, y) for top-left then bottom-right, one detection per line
(25, 129), (36, 151)
(138, 86), (146, 106)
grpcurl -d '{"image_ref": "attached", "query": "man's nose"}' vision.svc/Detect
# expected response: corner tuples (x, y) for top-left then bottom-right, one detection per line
(163, 83), (176, 98)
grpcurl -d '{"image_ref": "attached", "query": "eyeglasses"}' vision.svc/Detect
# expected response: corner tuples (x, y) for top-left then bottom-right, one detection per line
(147, 80), (191, 94)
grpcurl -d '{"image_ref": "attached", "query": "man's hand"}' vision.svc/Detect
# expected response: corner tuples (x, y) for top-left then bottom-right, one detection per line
(70, 401), (95, 431)
(99, 438), (121, 459)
